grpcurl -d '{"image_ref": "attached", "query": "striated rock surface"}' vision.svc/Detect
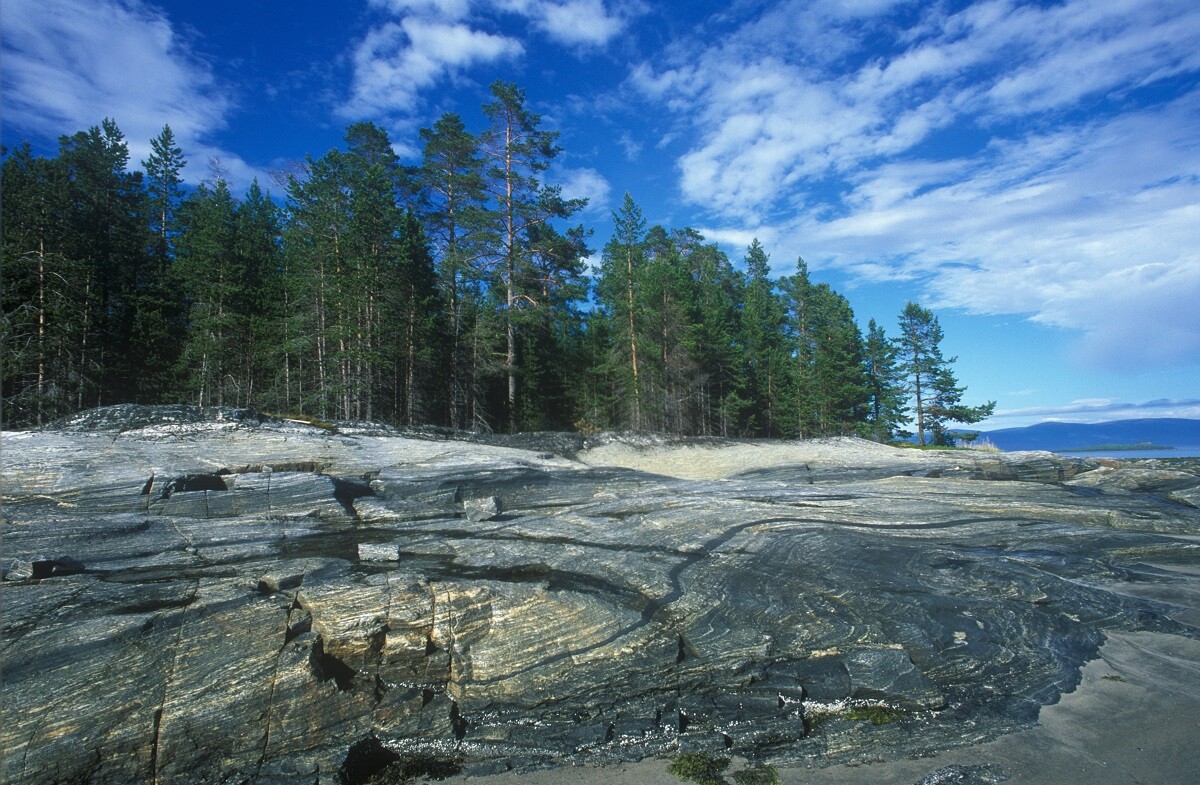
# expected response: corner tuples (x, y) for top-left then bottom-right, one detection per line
(3, 405), (1200, 784)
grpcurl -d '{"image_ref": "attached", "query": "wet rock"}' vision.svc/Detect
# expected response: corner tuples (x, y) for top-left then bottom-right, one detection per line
(914, 763), (1012, 784)
(845, 647), (945, 710)
(2, 406), (1199, 784)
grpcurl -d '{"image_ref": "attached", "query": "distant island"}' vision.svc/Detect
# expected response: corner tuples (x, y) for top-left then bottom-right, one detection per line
(972, 418), (1200, 453)
(1057, 441), (1175, 453)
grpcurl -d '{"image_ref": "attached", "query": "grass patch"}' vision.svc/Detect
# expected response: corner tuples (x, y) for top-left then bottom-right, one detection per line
(843, 705), (905, 724)
(1101, 674), (1128, 683)
(732, 766), (780, 785)
(668, 754), (779, 785)
(804, 702), (906, 733)
(668, 753), (729, 785)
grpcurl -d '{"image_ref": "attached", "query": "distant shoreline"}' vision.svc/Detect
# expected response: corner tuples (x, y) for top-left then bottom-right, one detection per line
(1057, 441), (1175, 453)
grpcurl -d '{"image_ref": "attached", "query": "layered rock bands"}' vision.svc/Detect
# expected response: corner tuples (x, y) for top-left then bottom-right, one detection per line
(3, 405), (1199, 783)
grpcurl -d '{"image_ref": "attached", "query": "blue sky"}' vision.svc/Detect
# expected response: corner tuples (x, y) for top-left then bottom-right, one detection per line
(4, 0), (1198, 429)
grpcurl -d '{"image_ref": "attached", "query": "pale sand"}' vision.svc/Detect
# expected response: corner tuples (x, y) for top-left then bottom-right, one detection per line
(449, 629), (1200, 785)
(576, 437), (935, 481)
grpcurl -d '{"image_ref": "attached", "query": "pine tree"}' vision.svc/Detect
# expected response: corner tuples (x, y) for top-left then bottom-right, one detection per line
(480, 81), (586, 431)
(234, 179), (283, 409)
(175, 177), (241, 407)
(1, 143), (73, 425)
(780, 261), (817, 436)
(342, 122), (406, 421)
(56, 119), (150, 407)
(683, 236), (744, 436)
(143, 125), (186, 263)
(519, 221), (591, 429)
(926, 362), (996, 445)
(133, 124), (189, 403)
(807, 284), (869, 434)
(283, 149), (351, 418)
(639, 226), (699, 433)
(392, 209), (443, 427)
(740, 239), (787, 436)
(596, 193), (648, 429)
(418, 113), (488, 428)
(863, 319), (910, 441)
(897, 301), (994, 445)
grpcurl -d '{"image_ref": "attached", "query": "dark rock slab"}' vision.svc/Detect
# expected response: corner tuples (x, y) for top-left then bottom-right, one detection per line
(3, 406), (1199, 784)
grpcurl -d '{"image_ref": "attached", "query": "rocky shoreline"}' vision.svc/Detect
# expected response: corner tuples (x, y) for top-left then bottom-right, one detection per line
(3, 405), (1199, 784)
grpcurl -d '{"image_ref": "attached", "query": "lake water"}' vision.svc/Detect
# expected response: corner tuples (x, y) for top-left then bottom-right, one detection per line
(1053, 448), (1200, 460)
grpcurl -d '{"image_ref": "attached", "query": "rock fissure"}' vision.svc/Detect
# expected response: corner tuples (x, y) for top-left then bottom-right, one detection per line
(150, 577), (199, 785)
(5, 407), (1200, 783)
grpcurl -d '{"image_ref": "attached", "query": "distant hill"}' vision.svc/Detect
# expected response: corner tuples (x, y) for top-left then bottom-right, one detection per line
(971, 418), (1200, 452)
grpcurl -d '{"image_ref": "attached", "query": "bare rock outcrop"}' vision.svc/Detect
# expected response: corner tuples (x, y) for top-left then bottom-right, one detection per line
(3, 405), (1199, 784)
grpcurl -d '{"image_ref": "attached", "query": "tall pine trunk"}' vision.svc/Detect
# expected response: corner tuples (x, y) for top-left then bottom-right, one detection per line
(626, 246), (641, 430)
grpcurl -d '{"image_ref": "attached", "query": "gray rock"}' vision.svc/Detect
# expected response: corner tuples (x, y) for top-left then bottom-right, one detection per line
(3, 559), (34, 581)
(2, 406), (1199, 784)
(845, 647), (945, 710)
(463, 495), (503, 521)
(358, 542), (402, 562)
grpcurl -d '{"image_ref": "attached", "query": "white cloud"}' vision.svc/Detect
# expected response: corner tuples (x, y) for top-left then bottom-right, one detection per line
(694, 227), (776, 262)
(617, 132), (642, 160)
(526, 0), (626, 47)
(0, 0), (257, 184)
(342, 18), (523, 121)
(551, 165), (611, 216)
(629, 0), (1200, 372)
(989, 397), (1200, 425)
(345, 0), (631, 130)
(370, 0), (473, 19)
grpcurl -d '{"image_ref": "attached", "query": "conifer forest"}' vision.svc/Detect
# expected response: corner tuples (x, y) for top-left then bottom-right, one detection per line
(2, 82), (994, 442)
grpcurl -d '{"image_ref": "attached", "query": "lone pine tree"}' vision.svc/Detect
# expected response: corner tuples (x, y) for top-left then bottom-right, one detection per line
(898, 301), (995, 445)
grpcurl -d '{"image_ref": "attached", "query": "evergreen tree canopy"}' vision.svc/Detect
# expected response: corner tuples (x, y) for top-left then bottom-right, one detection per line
(897, 301), (995, 445)
(2, 94), (997, 439)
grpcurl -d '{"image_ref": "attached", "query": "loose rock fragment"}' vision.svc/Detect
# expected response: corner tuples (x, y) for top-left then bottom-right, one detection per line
(358, 542), (402, 562)
(463, 495), (503, 521)
(3, 559), (34, 581)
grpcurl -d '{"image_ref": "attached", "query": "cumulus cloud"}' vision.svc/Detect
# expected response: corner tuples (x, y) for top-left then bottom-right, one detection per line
(344, 0), (632, 130)
(0, 0), (255, 183)
(525, 0), (626, 47)
(629, 0), (1200, 371)
(342, 17), (523, 121)
(550, 164), (611, 216)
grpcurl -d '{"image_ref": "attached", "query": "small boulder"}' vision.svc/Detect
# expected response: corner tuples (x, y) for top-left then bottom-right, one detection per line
(3, 559), (35, 581)
(358, 543), (402, 562)
(258, 569), (306, 593)
(464, 496), (503, 522)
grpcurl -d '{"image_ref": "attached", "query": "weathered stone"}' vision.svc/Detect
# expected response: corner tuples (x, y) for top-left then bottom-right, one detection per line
(358, 542), (402, 562)
(845, 647), (945, 710)
(3, 559), (35, 581)
(2, 405), (1198, 785)
(463, 495), (503, 521)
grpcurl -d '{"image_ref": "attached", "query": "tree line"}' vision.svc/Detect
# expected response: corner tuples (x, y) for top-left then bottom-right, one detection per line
(2, 81), (994, 442)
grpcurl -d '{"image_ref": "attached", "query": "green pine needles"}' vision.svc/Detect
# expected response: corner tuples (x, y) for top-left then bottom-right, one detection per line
(2, 98), (995, 436)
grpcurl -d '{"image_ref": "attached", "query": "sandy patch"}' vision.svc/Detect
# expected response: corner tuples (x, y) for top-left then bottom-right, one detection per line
(576, 437), (926, 480)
